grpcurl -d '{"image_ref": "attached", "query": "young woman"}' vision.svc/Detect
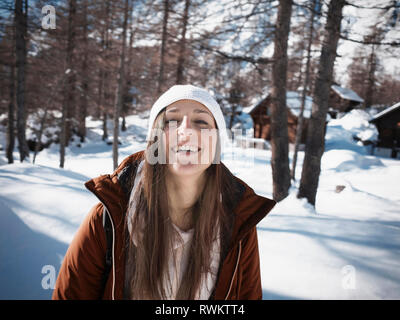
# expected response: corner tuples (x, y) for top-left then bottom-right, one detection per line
(52, 85), (276, 300)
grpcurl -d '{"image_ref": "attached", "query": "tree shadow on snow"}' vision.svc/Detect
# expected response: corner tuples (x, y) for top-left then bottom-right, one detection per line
(262, 289), (302, 300)
(0, 198), (68, 300)
(258, 215), (400, 287)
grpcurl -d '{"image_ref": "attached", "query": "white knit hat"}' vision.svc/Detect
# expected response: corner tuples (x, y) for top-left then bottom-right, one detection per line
(146, 84), (229, 150)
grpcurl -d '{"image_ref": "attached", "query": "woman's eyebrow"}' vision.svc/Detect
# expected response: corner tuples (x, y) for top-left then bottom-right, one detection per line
(166, 107), (213, 117)
(193, 109), (213, 117)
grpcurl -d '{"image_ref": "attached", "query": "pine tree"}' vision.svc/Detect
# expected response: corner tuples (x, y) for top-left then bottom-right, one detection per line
(15, 0), (30, 162)
(176, 0), (190, 84)
(291, 0), (318, 181)
(113, 0), (130, 170)
(270, 0), (293, 202)
(298, 0), (346, 206)
(60, 0), (77, 168)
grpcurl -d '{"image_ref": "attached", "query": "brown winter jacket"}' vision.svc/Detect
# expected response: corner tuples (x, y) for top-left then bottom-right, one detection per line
(52, 150), (276, 300)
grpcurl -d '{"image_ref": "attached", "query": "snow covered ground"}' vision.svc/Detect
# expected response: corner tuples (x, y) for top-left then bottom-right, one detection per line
(0, 110), (399, 300)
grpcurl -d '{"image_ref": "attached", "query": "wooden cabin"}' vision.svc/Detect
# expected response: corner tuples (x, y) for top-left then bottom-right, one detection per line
(328, 84), (364, 118)
(242, 91), (312, 144)
(369, 102), (400, 158)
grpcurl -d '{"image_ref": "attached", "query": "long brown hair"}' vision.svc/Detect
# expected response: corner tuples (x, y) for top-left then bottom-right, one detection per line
(124, 109), (229, 299)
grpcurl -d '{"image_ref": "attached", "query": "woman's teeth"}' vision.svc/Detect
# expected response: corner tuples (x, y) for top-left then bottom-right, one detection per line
(176, 145), (199, 153)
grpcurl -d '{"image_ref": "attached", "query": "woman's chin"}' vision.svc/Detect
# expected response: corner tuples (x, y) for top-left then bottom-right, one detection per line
(168, 160), (210, 176)
(166, 149), (214, 176)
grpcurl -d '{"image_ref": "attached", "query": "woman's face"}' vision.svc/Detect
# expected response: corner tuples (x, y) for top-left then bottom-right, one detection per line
(163, 99), (218, 178)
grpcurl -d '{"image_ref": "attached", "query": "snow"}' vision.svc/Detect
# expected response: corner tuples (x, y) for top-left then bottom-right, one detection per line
(1, 110), (400, 300)
(331, 85), (364, 103)
(370, 102), (400, 122)
(325, 109), (379, 152)
(243, 91), (313, 118)
(322, 149), (383, 172)
(231, 111), (254, 131)
(286, 91), (313, 118)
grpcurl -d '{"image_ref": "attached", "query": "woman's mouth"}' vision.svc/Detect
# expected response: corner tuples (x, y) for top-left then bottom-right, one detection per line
(173, 145), (201, 155)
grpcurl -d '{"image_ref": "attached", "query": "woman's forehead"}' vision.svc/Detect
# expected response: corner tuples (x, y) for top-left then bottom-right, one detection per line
(166, 99), (213, 117)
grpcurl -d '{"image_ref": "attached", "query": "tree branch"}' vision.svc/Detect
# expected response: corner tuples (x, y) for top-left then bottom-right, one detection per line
(198, 43), (273, 64)
(340, 34), (400, 46)
(195, 44), (273, 75)
(344, 1), (399, 10)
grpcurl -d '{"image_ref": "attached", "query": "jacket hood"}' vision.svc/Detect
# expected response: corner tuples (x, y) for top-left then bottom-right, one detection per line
(84, 150), (276, 244)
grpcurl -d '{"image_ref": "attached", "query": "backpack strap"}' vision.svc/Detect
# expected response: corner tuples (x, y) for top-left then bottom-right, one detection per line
(101, 205), (113, 293)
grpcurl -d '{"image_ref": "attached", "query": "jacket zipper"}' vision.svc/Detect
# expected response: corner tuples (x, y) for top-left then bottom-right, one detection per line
(102, 202), (116, 300)
(224, 240), (242, 300)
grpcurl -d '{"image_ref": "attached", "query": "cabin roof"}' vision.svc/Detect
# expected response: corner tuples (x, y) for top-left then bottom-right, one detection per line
(331, 85), (364, 103)
(369, 102), (400, 123)
(243, 91), (313, 118)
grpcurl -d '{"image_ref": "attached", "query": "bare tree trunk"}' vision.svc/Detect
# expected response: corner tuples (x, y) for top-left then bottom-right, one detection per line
(78, 0), (88, 143)
(121, 0), (136, 132)
(102, 0), (111, 141)
(60, 0), (77, 168)
(102, 112), (108, 141)
(270, 0), (292, 202)
(15, 0), (30, 162)
(33, 108), (48, 164)
(34, 76), (64, 164)
(97, 68), (104, 119)
(113, 0), (130, 170)
(228, 81), (242, 130)
(157, 0), (169, 94)
(298, 0), (346, 206)
(228, 106), (236, 129)
(7, 63), (15, 164)
(291, 0), (316, 180)
(97, 68), (103, 119)
(121, 115), (126, 132)
(176, 0), (190, 84)
(364, 44), (376, 108)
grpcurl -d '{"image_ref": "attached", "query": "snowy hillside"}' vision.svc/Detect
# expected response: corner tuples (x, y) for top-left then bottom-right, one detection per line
(0, 110), (399, 300)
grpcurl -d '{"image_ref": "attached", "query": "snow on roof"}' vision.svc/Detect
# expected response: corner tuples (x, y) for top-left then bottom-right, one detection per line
(331, 85), (364, 103)
(286, 91), (313, 118)
(242, 93), (269, 114)
(243, 91), (313, 118)
(369, 102), (400, 122)
(242, 106), (255, 114)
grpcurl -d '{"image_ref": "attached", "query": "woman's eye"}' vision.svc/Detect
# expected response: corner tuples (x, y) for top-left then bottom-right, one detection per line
(195, 120), (208, 125)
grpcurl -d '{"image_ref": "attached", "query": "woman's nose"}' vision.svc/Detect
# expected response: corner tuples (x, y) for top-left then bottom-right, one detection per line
(177, 115), (193, 136)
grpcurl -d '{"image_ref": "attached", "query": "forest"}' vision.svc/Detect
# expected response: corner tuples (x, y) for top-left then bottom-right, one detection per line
(0, 0), (399, 205)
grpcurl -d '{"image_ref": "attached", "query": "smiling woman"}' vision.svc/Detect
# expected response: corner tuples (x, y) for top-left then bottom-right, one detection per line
(165, 100), (218, 170)
(52, 84), (276, 300)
